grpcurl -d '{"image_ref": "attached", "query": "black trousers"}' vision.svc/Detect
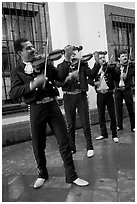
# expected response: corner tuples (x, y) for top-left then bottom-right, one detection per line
(63, 92), (93, 151)
(114, 88), (135, 130)
(29, 100), (78, 183)
(97, 92), (117, 138)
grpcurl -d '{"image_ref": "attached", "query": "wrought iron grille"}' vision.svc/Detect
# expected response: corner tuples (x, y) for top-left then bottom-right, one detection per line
(2, 2), (50, 103)
(110, 13), (135, 61)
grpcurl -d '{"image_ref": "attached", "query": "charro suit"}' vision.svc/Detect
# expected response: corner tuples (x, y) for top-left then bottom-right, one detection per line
(114, 62), (135, 131)
(88, 62), (119, 138)
(56, 61), (99, 152)
(10, 59), (78, 183)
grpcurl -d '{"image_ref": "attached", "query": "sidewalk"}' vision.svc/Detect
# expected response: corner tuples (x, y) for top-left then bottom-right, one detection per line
(2, 104), (129, 146)
(2, 117), (135, 202)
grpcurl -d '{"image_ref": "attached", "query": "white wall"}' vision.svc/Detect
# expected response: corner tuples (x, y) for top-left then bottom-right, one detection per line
(48, 2), (108, 58)
(104, 2), (135, 9)
(48, 2), (135, 109)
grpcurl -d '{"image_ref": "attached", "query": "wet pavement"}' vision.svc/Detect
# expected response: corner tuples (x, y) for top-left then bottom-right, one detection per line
(2, 117), (135, 202)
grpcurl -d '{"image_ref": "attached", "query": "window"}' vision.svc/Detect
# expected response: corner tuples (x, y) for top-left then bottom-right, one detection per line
(110, 13), (135, 61)
(2, 2), (51, 102)
(104, 4), (135, 92)
(104, 4), (135, 62)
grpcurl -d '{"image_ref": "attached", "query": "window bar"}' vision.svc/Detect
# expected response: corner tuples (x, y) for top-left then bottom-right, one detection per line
(120, 15), (124, 50)
(24, 3), (29, 39)
(118, 15), (122, 51)
(128, 17), (134, 58)
(2, 66), (8, 100)
(30, 3), (35, 46)
(114, 14), (119, 59)
(2, 11), (9, 99)
(112, 15), (116, 54)
(6, 2), (15, 72)
(7, 2), (18, 89)
(26, 2), (34, 42)
(131, 22), (135, 60)
(2, 7), (11, 72)
(110, 14), (115, 61)
(13, 2), (21, 38)
(20, 2), (27, 37)
(32, 3), (38, 52)
(43, 3), (48, 52)
(12, 2), (19, 65)
(127, 17), (130, 55)
(125, 16), (128, 50)
(37, 3), (43, 54)
(113, 15), (117, 60)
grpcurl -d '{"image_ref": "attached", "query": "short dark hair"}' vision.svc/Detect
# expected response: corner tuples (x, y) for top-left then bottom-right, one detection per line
(117, 49), (128, 58)
(14, 38), (28, 54)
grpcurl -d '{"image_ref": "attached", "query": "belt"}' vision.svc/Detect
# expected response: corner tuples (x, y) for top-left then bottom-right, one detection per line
(63, 89), (82, 95)
(97, 89), (113, 94)
(36, 97), (54, 104)
(116, 86), (125, 91)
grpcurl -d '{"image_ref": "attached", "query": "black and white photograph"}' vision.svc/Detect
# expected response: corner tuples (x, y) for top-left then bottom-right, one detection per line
(2, 1), (135, 202)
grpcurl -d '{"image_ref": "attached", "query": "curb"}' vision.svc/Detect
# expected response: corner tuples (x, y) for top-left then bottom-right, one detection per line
(2, 106), (129, 147)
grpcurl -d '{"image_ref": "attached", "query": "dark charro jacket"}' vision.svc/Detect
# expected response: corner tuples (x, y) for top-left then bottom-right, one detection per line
(114, 62), (135, 90)
(10, 59), (70, 104)
(56, 61), (100, 92)
(88, 62), (120, 92)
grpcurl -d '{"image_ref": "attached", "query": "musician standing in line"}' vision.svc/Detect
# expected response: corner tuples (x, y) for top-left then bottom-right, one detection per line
(56, 50), (100, 157)
(114, 49), (135, 132)
(10, 38), (89, 189)
(88, 51), (119, 142)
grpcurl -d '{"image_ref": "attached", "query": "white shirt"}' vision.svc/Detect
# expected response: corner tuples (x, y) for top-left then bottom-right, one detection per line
(97, 66), (109, 90)
(119, 65), (125, 87)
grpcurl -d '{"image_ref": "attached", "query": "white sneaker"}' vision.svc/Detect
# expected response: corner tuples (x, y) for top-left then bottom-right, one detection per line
(87, 150), (94, 158)
(131, 128), (135, 132)
(73, 178), (89, 186)
(96, 135), (108, 140)
(117, 127), (123, 131)
(34, 178), (45, 189)
(112, 137), (119, 143)
(96, 135), (104, 140)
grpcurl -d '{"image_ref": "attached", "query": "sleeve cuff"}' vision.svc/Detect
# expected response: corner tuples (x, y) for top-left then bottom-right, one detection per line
(64, 60), (71, 66)
(30, 81), (33, 91)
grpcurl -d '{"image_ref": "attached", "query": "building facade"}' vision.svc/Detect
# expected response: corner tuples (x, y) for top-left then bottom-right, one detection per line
(2, 2), (135, 108)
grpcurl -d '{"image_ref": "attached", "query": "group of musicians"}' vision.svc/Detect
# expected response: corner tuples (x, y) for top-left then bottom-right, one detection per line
(10, 38), (135, 189)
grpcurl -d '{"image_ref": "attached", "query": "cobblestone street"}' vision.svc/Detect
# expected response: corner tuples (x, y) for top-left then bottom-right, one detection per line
(2, 118), (135, 202)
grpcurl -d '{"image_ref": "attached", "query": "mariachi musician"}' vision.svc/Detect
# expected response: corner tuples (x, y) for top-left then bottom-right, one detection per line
(56, 49), (99, 157)
(114, 49), (135, 132)
(10, 38), (89, 189)
(88, 51), (120, 143)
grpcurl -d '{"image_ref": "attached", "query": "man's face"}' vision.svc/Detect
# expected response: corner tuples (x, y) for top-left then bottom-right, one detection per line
(98, 54), (106, 66)
(118, 53), (128, 65)
(19, 41), (35, 62)
(70, 51), (76, 61)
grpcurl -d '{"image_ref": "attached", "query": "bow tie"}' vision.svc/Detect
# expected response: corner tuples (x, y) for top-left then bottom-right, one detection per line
(23, 62), (33, 74)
